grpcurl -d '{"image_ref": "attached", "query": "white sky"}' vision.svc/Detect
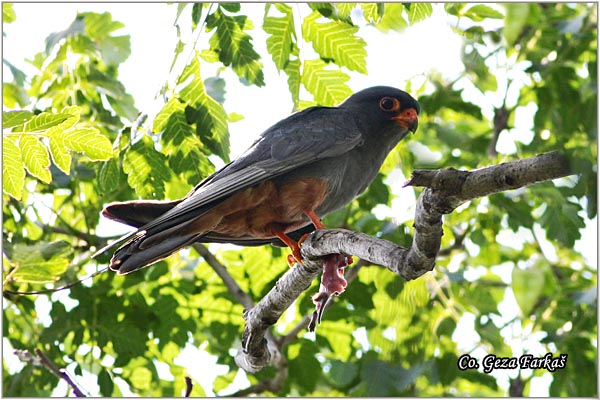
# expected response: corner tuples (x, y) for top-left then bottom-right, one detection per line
(2, 3), (596, 397)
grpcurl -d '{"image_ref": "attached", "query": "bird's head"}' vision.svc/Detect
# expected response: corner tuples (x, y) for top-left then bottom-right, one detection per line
(340, 86), (420, 141)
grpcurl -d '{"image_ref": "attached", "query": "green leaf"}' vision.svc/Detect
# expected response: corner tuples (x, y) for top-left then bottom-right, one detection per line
(191, 3), (203, 28)
(220, 3), (240, 13)
(98, 369), (114, 396)
(2, 135), (25, 200)
(106, 92), (138, 122)
(129, 366), (152, 390)
(81, 11), (125, 40)
(44, 15), (85, 54)
(301, 58), (352, 106)
(59, 126), (114, 161)
(302, 11), (367, 74)
(463, 4), (504, 22)
(19, 135), (52, 183)
(2, 111), (34, 129)
(360, 359), (409, 396)
(11, 259), (70, 284)
(11, 240), (72, 263)
(155, 97), (214, 185)
(3, 82), (29, 108)
(512, 261), (545, 316)
(206, 9), (265, 86)
(25, 111), (71, 132)
(47, 133), (72, 174)
(503, 3), (530, 45)
(376, 3), (408, 33)
(123, 136), (171, 198)
(540, 203), (584, 247)
(3, 3), (16, 23)
(179, 56), (230, 162)
(360, 3), (382, 23)
(263, 4), (295, 71)
(285, 58), (301, 107)
(98, 35), (131, 66)
(336, 3), (356, 19)
(406, 3), (433, 24)
(328, 359), (359, 388)
(98, 158), (120, 194)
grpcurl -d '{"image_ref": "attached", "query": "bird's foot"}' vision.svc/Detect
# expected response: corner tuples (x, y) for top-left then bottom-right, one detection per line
(308, 253), (350, 332)
(285, 233), (312, 266)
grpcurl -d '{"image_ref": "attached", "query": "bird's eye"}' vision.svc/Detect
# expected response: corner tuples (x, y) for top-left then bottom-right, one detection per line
(379, 97), (400, 112)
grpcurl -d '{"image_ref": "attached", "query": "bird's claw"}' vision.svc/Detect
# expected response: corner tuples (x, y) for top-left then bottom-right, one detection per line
(286, 233), (312, 266)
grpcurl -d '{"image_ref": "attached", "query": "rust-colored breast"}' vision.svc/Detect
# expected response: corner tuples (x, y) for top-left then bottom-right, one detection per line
(185, 178), (329, 239)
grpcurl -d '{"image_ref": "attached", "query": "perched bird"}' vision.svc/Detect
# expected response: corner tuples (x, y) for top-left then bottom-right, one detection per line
(100, 86), (419, 275)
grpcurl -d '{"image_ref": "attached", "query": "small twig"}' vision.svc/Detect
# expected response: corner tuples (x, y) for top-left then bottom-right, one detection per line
(184, 376), (193, 397)
(194, 243), (287, 383)
(437, 225), (469, 256)
(36, 349), (87, 397)
(15, 349), (87, 397)
(193, 243), (254, 309)
(36, 223), (96, 247)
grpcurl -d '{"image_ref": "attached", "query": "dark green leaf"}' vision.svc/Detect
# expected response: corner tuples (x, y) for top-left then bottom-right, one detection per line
(328, 359), (359, 388)
(98, 370), (114, 396)
(123, 136), (171, 198)
(206, 9), (264, 86)
(540, 203), (584, 247)
(192, 3), (203, 28)
(98, 158), (121, 194)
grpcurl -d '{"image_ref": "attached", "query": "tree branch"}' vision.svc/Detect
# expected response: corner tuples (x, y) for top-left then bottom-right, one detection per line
(193, 244), (254, 309)
(193, 243), (288, 393)
(15, 349), (87, 397)
(234, 151), (572, 373)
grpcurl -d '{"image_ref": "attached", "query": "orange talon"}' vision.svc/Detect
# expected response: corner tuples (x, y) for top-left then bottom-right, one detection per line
(286, 254), (297, 267)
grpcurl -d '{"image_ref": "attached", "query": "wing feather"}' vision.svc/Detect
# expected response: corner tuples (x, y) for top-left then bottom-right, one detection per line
(96, 106), (361, 254)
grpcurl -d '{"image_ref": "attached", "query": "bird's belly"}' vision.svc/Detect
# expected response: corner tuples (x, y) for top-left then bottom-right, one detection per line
(208, 177), (328, 238)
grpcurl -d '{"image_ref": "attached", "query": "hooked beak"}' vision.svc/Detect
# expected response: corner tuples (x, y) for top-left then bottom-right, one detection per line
(392, 108), (419, 134)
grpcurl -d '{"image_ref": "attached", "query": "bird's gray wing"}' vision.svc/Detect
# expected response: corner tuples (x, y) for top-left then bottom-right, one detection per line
(103, 106), (362, 246)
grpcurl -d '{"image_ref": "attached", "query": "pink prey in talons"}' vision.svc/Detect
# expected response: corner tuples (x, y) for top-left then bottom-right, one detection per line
(308, 254), (353, 332)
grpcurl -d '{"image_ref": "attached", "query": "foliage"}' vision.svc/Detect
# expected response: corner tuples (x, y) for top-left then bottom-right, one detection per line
(3, 3), (597, 397)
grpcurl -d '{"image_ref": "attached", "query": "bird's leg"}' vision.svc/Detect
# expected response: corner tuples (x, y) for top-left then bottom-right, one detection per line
(304, 209), (326, 229)
(276, 210), (326, 266)
(274, 230), (303, 266)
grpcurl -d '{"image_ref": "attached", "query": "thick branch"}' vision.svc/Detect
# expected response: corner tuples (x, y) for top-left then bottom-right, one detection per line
(234, 151), (573, 373)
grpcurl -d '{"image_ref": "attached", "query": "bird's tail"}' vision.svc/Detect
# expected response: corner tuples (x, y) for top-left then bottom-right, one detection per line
(100, 199), (200, 274)
(109, 228), (202, 274)
(102, 199), (182, 228)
